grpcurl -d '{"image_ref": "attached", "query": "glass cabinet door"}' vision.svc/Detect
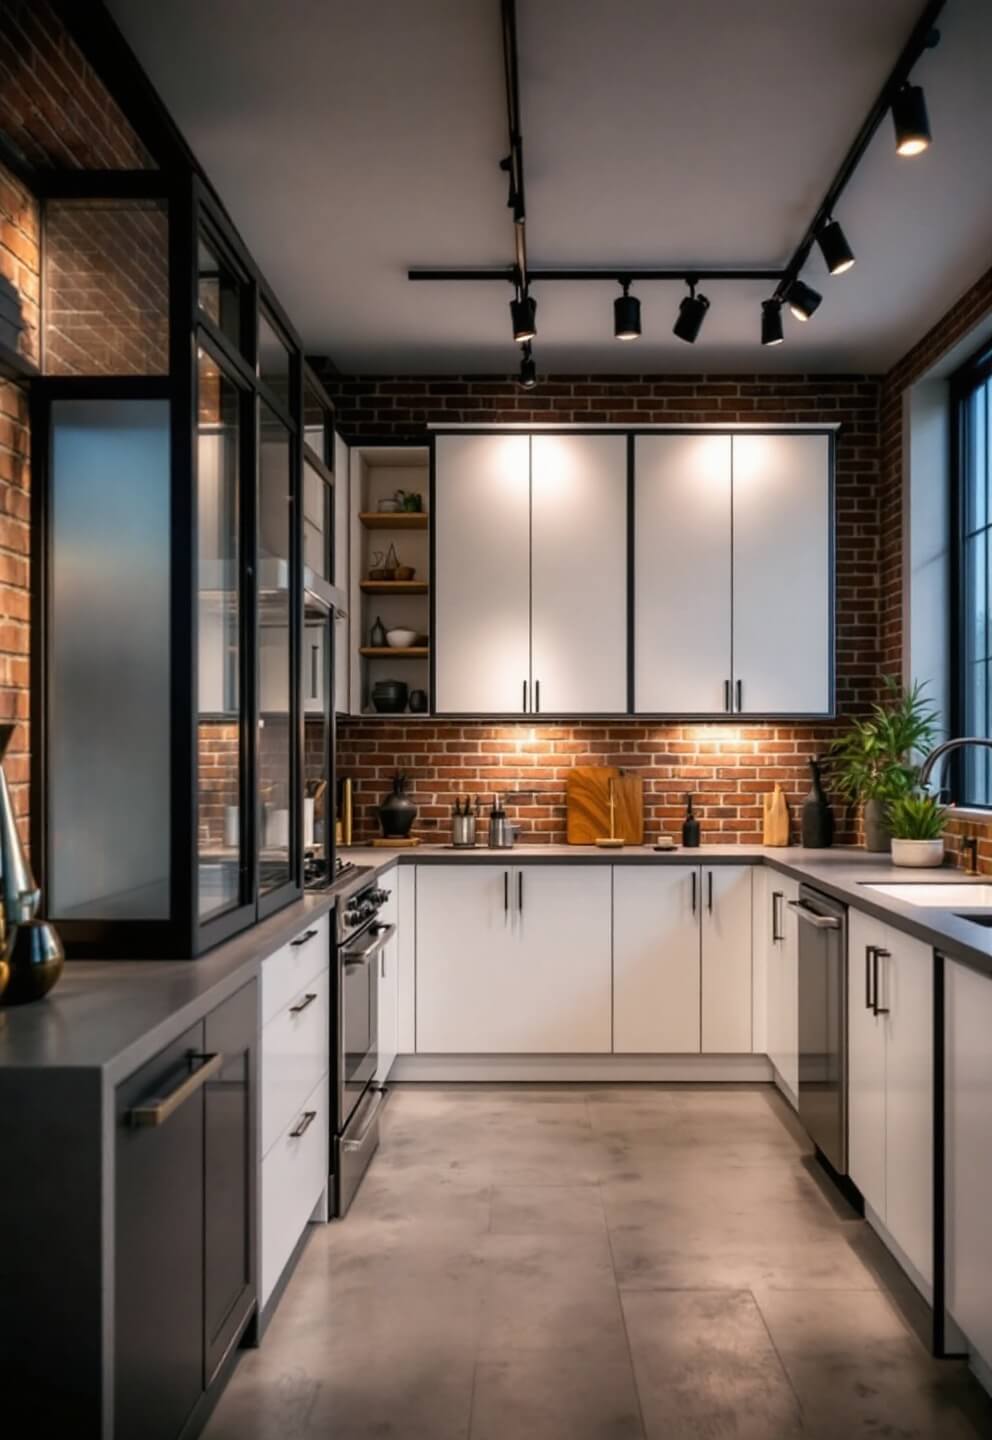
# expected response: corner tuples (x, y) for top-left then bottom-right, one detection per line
(257, 401), (295, 896)
(196, 349), (245, 923)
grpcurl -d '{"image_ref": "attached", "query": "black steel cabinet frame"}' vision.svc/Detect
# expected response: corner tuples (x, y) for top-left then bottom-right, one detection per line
(29, 170), (306, 957)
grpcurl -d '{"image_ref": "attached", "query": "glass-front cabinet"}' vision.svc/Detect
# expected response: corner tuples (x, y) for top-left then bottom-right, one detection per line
(34, 180), (306, 956)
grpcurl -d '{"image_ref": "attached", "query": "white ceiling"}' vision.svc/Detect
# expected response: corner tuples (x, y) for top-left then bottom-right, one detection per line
(108, 0), (992, 374)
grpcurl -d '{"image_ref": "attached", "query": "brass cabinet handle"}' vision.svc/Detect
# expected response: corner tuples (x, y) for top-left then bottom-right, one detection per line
(290, 1109), (317, 1139)
(128, 1051), (224, 1128)
(289, 991), (318, 1014)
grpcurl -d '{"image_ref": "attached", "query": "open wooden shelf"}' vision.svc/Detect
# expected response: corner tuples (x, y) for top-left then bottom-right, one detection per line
(359, 646), (429, 658)
(359, 579), (429, 595)
(360, 512), (428, 530)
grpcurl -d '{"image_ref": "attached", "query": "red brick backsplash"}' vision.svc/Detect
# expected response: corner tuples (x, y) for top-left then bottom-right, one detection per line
(338, 721), (857, 847)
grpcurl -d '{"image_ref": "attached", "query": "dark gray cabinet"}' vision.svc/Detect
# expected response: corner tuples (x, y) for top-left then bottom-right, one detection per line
(115, 1022), (206, 1440)
(114, 981), (257, 1440)
(204, 983), (256, 1382)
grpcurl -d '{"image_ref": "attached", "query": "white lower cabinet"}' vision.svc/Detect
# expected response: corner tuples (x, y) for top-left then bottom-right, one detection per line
(701, 866), (753, 1053)
(946, 957), (992, 1377)
(765, 874), (800, 1104)
(376, 875), (399, 1082)
(848, 908), (933, 1287)
(613, 867), (701, 1053)
(415, 864), (612, 1053)
(260, 1070), (329, 1309)
(258, 918), (331, 1313)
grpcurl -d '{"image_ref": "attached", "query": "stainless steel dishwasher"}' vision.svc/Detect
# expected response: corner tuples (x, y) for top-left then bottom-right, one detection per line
(789, 884), (848, 1176)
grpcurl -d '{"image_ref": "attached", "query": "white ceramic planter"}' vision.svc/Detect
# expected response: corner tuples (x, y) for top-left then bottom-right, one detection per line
(890, 837), (945, 868)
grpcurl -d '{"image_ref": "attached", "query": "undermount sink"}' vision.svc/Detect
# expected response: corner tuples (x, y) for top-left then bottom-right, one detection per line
(956, 913), (992, 928)
(862, 881), (992, 908)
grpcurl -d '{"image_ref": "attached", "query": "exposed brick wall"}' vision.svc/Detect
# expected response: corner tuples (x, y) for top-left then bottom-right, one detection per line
(338, 721), (863, 847)
(0, 165), (39, 367)
(44, 199), (169, 375)
(0, 376), (32, 844)
(325, 373), (882, 844)
(0, 0), (152, 171)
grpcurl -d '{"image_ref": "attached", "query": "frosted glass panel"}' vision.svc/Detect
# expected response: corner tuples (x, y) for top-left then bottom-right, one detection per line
(50, 398), (170, 919)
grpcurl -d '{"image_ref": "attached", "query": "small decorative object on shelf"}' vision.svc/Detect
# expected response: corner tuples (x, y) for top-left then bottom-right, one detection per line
(386, 627), (418, 648)
(368, 550), (390, 581)
(371, 679), (408, 713)
(801, 758), (834, 849)
(378, 772), (417, 839)
(369, 615), (387, 648)
(409, 689), (428, 713)
(0, 724), (63, 1006)
(681, 793), (700, 848)
(377, 497), (401, 513)
(396, 489), (424, 512)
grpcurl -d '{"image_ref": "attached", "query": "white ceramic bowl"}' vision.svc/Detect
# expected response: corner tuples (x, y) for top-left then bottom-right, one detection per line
(386, 628), (418, 648)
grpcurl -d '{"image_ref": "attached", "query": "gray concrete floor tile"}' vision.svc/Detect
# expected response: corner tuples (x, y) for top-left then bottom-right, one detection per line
(204, 1085), (992, 1440)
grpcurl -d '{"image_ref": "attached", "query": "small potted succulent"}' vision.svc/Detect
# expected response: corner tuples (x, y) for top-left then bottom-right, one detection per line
(826, 677), (938, 852)
(887, 789), (948, 868)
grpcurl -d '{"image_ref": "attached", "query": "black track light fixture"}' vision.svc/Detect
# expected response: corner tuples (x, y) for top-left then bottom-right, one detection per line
(510, 288), (537, 342)
(673, 279), (709, 344)
(785, 278), (822, 322)
(892, 82), (932, 156)
(518, 342), (536, 389)
(817, 219), (855, 276)
(614, 279), (642, 340)
(761, 299), (784, 347)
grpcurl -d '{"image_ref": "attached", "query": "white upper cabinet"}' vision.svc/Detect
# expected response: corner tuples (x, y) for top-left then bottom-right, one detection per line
(634, 435), (732, 714)
(732, 433), (831, 716)
(531, 435), (628, 714)
(434, 434), (531, 714)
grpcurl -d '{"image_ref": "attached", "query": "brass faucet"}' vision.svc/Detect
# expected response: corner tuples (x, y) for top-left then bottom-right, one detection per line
(961, 836), (980, 876)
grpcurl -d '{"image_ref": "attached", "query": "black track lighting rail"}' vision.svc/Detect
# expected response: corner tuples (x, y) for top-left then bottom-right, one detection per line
(409, 267), (785, 283)
(773, 0), (946, 301)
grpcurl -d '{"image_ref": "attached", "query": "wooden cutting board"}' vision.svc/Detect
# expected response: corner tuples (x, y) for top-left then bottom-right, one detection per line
(566, 766), (644, 845)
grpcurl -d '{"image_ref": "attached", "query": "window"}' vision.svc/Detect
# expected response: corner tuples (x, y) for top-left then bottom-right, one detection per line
(956, 343), (992, 806)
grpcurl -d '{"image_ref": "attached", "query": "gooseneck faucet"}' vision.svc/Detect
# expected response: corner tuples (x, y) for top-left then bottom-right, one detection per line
(917, 737), (992, 794)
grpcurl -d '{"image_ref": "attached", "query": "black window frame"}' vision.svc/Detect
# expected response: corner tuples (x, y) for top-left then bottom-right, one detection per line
(952, 337), (992, 809)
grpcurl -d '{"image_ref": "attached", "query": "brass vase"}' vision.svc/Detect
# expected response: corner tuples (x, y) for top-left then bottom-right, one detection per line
(0, 723), (63, 1005)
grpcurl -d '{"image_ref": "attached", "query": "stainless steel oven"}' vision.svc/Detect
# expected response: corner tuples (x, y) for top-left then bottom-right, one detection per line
(331, 877), (394, 1215)
(791, 884), (848, 1176)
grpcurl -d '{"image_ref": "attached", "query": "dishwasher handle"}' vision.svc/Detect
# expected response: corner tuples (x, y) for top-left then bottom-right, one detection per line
(787, 899), (841, 930)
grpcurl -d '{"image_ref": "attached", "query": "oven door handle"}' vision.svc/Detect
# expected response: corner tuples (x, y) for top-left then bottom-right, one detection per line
(342, 1085), (389, 1151)
(342, 923), (396, 968)
(786, 900), (841, 930)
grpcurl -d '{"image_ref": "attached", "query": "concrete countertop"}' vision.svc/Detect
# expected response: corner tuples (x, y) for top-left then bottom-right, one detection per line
(346, 841), (992, 982)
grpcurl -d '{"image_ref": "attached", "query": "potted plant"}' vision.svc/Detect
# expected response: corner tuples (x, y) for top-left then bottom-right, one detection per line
(887, 790), (948, 868)
(826, 678), (938, 852)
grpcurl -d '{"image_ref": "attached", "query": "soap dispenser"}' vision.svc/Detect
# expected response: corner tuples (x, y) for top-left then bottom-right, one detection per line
(681, 793), (700, 848)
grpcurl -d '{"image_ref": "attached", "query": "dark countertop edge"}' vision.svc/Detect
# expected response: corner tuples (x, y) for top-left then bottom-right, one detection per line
(348, 845), (992, 984)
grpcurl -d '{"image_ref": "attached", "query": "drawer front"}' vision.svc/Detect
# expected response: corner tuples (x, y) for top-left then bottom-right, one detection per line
(261, 969), (330, 1157)
(261, 912), (330, 1026)
(260, 1071), (329, 1308)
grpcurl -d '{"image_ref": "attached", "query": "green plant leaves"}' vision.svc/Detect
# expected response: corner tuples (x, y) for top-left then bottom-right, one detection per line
(825, 676), (939, 804)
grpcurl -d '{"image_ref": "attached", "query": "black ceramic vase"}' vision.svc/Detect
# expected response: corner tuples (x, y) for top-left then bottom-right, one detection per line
(378, 772), (417, 839)
(801, 757), (834, 849)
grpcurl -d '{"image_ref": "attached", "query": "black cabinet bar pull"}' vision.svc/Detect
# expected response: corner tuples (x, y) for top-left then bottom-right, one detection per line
(535, 679), (541, 714)
(504, 871), (509, 912)
(518, 870), (523, 912)
(289, 991), (318, 1015)
(290, 928), (318, 948)
(522, 679), (528, 712)
(735, 679), (743, 712)
(771, 891), (784, 942)
(724, 679), (731, 713)
(707, 871), (714, 913)
(691, 870), (697, 914)
(311, 644), (319, 700)
(873, 948), (891, 1015)
(289, 1109), (317, 1139)
(865, 945), (875, 1011)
